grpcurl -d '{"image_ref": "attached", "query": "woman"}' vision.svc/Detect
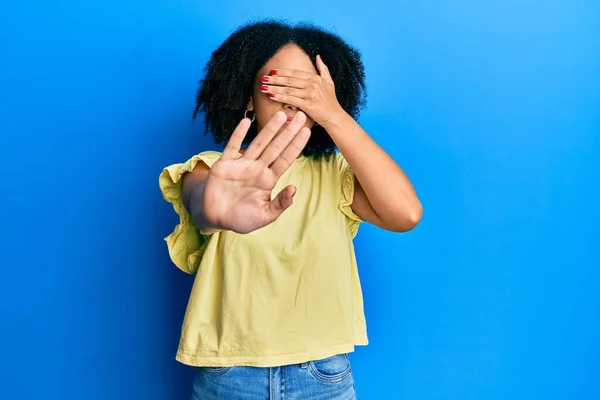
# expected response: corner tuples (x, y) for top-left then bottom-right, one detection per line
(159, 19), (422, 399)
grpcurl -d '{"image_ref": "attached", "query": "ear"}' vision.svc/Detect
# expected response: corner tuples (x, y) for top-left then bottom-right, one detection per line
(247, 97), (254, 111)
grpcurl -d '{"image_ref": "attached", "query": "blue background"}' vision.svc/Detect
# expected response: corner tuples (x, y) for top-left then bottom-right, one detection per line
(1, 1), (598, 399)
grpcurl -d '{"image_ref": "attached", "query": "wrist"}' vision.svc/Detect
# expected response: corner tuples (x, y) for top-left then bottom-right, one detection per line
(190, 181), (225, 233)
(321, 108), (351, 132)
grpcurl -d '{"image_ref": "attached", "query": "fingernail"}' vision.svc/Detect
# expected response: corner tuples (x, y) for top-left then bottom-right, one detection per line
(270, 69), (277, 75)
(269, 93), (275, 98)
(261, 76), (269, 83)
(261, 85), (268, 90)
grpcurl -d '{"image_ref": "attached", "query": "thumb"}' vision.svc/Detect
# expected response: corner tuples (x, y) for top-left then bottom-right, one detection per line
(269, 185), (296, 217)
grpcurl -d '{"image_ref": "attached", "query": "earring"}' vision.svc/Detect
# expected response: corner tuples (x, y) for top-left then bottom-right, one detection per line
(244, 109), (256, 122)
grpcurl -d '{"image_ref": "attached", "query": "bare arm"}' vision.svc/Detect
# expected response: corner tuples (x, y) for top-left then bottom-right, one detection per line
(260, 57), (422, 233)
(325, 111), (423, 232)
(181, 162), (222, 234)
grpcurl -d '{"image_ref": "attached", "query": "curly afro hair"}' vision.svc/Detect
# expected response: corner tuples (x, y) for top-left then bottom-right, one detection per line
(192, 19), (367, 160)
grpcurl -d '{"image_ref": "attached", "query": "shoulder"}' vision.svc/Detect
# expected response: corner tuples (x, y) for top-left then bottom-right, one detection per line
(159, 150), (222, 189)
(323, 151), (351, 174)
(190, 150), (222, 169)
(181, 150), (222, 184)
(301, 152), (350, 190)
(180, 150), (223, 177)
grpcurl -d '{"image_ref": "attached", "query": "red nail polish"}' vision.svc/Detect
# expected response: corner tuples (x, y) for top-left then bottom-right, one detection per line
(270, 70), (277, 75)
(261, 76), (269, 82)
(261, 85), (268, 90)
(269, 93), (275, 98)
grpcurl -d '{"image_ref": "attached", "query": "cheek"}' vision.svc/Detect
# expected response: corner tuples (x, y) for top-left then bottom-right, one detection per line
(252, 93), (271, 114)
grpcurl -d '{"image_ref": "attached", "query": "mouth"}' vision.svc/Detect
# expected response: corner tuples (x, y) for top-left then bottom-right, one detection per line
(284, 116), (294, 124)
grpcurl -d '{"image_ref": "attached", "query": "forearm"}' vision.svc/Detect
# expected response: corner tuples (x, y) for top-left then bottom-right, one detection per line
(188, 180), (224, 234)
(324, 111), (422, 226)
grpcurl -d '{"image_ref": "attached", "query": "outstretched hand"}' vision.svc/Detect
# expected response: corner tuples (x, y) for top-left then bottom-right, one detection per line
(201, 111), (311, 234)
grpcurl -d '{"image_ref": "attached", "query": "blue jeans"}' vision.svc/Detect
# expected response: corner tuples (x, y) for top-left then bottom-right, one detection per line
(191, 353), (356, 399)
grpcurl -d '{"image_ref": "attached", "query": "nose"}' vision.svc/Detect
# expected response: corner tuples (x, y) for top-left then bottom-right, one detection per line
(283, 103), (297, 112)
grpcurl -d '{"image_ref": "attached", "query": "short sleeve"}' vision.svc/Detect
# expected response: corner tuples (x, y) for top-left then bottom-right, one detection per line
(335, 152), (364, 238)
(158, 151), (222, 274)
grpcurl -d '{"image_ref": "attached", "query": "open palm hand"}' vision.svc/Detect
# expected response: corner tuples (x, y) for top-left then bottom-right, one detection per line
(201, 111), (311, 234)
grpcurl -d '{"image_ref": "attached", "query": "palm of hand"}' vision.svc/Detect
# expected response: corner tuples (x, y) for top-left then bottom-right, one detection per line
(199, 110), (311, 234)
(203, 158), (279, 234)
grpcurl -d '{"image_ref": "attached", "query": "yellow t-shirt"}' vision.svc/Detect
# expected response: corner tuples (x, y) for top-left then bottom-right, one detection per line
(158, 150), (368, 367)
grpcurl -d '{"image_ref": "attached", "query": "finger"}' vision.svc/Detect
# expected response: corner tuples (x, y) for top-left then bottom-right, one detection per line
(269, 68), (314, 80)
(261, 84), (308, 98)
(221, 117), (252, 161)
(267, 93), (305, 108)
(242, 111), (287, 160)
(258, 111), (307, 166)
(268, 185), (296, 218)
(270, 127), (311, 177)
(261, 75), (308, 89)
(316, 54), (332, 81)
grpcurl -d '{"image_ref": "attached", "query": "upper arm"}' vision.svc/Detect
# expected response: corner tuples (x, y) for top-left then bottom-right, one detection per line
(350, 176), (391, 230)
(351, 177), (421, 233)
(181, 161), (210, 214)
